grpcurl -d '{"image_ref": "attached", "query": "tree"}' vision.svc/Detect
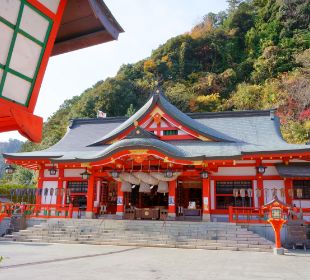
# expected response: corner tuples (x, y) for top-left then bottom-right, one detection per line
(228, 83), (263, 110)
(227, 0), (243, 13)
(165, 83), (195, 112)
(191, 93), (221, 112)
(126, 104), (136, 117)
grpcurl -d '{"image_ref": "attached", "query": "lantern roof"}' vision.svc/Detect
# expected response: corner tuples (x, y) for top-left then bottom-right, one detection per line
(263, 195), (290, 209)
(52, 0), (124, 55)
(0, 0), (123, 142)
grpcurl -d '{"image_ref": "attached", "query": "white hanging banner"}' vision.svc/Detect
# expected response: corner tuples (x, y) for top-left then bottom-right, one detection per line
(157, 181), (168, 193)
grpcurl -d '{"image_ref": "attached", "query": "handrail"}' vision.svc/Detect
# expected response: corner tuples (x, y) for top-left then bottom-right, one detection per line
(0, 202), (74, 219)
(229, 206), (270, 224)
(228, 206), (310, 224)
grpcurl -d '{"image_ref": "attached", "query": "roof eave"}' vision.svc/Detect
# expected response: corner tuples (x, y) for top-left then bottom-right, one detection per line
(52, 0), (124, 56)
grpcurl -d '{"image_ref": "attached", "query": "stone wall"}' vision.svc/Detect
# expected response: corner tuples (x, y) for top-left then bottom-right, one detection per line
(0, 217), (47, 236)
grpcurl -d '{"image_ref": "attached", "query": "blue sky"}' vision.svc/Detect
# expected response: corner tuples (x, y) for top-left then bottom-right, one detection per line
(0, 0), (228, 142)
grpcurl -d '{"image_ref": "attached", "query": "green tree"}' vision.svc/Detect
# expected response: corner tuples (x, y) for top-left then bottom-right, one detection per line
(126, 104), (136, 117)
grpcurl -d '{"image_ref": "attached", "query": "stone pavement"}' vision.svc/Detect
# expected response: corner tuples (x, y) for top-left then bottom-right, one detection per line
(0, 241), (309, 280)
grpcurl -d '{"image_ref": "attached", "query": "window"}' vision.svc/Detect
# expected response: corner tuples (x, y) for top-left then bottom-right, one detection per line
(67, 181), (88, 193)
(163, 130), (178, 136)
(293, 180), (310, 199)
(215, 181), (253, 209)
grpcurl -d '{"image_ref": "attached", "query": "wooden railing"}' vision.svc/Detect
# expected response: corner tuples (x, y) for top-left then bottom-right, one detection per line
(228, 206), (310, 224)
(0, 203), (75, 219)
(229, 206), (271, 224)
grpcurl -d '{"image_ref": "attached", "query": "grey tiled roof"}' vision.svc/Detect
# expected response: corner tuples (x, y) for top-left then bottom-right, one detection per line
(275, 163), (310, 178)
(3, 94), (310, 162)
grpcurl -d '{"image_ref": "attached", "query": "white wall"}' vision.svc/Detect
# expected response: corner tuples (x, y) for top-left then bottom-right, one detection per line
(212, 167), (256, 176)
(64, 169), (84, 177)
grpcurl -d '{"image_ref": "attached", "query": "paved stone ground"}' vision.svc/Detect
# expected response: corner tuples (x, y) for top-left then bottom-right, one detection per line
(0, 242), (309, 280)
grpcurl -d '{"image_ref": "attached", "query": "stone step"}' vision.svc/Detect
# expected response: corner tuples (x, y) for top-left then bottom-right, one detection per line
(5, 219), (274, 253)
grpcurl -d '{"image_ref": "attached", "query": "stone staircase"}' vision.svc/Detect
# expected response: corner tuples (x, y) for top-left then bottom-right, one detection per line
(2, 219), (274, 252)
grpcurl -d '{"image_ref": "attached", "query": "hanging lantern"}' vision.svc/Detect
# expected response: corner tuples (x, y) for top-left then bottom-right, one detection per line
(80, 168), (91, 180)
(164, 169), (174, 178)
(200, 171), (209, 179)
(48, 163), (57, 176)
(5, 164), (16, 174)
(233, 188), (239, 198)
(256, 165), (267, 174)
(111, 170), (120, 179)
(0, 0), (67, 142)
(296, 188), (303, 199)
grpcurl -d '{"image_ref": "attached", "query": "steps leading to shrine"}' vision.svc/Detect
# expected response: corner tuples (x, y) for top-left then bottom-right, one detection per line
(2, 219), (274, 252)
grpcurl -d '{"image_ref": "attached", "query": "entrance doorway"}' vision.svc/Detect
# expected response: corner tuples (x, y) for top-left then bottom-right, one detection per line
(125, 185), (168, 208)
(123, 185), (168, 220)
(177, 178), (202, 219)
(99, 181), (117, 214)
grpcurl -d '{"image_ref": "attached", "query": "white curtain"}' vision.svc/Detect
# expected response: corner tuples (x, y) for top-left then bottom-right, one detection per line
(157, 181), (168, 193)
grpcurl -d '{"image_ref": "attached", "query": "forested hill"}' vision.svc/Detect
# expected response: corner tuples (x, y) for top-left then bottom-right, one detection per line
(23, 0), (310, 153)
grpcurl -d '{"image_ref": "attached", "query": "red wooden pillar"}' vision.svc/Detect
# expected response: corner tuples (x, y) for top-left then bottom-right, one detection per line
(36, 168), (44, 205)
(56, 168), (64, 206)
(257, 175), (264, 207)
(116, 181), (124, 216)
(284, 178), (293, 205)
(86, 173), (95, 218)
(168, 180), (176, 219)
(202, 178), (211, 221)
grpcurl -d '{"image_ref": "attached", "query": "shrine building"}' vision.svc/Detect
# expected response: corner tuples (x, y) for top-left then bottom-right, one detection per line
(3, 91), (310, 222)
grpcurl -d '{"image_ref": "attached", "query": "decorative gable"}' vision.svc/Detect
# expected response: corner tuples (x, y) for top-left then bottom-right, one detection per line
(89, 91), (234, 146)
(141, 106), (205, 140)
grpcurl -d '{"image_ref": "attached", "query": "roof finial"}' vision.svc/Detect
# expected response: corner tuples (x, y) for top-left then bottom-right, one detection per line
(154, 78), (163, 96)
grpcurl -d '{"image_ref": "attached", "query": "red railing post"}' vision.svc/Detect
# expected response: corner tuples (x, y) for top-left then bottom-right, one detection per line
(229, 206), (233, 223)
(68, 203), (73, 218)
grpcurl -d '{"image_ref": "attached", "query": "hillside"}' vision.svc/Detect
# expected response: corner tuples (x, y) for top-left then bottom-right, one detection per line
(22, 0), (309, 155)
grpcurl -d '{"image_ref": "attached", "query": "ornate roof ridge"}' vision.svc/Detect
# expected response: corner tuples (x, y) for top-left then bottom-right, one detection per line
(69, 109), (276, 128)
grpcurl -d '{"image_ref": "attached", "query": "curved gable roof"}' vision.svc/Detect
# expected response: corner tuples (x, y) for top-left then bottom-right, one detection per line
(89, 92), (236, 146)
